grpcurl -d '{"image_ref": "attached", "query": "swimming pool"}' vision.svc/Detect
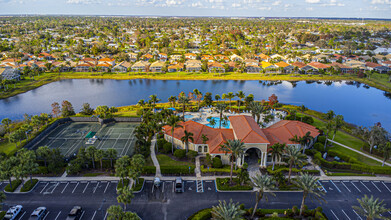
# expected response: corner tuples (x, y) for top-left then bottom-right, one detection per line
(184, 115), (194, 119)
(206, 117), (230, 129)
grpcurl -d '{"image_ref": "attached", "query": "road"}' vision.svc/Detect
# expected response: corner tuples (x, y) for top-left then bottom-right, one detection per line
(1, 179), (391, 220)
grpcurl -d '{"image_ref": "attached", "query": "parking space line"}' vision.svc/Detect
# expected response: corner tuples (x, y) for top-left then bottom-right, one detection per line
(80, 211), (85, 219)
(40, 182), (50, 193)
(341, 210), (351, 220)
(151, 181), (155, 193)
(353, 210), (363, 220)
(43, 211), (50, 220)
(371, 182), (381, 192)
(382, 182), (391, 192)
(104, 182), (110, 193)
(91, 211), (97, 220)
(54, 211), (61, 220)
(104, 212), (108, 220)
(330, 210), (339, 220)
(51, 182), (59, 193)
(17, 211), (26, 220)
(360, 181), (371, 192)
(350, 181), (361, 192)
(317, 180), (327, 193)
(330, 180), (341, 193)
(93, 182), (99, 193)
(83, 182), (90, 193)
(72, 182), (80, 193)
(61, 182), (69, 194)
(341, 181), (351, 192)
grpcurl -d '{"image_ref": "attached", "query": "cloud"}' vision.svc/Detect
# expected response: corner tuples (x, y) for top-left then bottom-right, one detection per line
(306, 7), (314, 10)
(371, 0), (391, 4)
(305, 0), (320, 3)
(66, 0), (98, 4)
(272, 0), (281, 6)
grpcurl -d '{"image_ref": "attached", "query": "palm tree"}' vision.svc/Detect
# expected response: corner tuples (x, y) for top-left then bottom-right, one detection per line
(295, 173), (325, 216)
(85, 146), (97, 169)
(106, 148), (117, 168)
(250, 174), (276, 219)
(178, 95), (190, 119)
(107, 205), (124, 220)
(323, 121), (334, 151)
(285, 145), (306, 183)
(1, 118), (11, 137)
(222, 93), (227, 103)
(226, 92), (235, 110)
(115, 155), (131, 186)
(117, 187), (134, 211)
(95, 149), (106, 170)
(193, 89), (203, 109)
(149, 94), (160, 112)
(181, 130), (194, 153)
(215, 94), (221, 103)
(249, 102), (264, 125)
(211, 199), (245, 220)
(209, 118), (217, 128)
(235, 90), (245, 112)
(201, 134), (209, 144)
(324, 110), (335, 121)
(137, 99), (145, 108)
(269, 143), (285, 171)
(215, 103), (227, 129)
(332, 115), (344, 140)
(220, 139), (246, 183)
(379, 142), (391, 167)
(168, 96), (177, 107)
(36, 146), (51, 167)
(167, 115), (183, 154)
(353, 195), (390, 220)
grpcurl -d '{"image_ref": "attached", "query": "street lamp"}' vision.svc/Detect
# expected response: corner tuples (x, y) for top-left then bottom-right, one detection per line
(98, 199), (106, 218)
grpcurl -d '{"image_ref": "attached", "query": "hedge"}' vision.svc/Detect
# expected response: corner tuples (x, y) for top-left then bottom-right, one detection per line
(142, 166), (156, 175)
(267, 166), (320, 175)
(325, 172), (375, 176)
(132, 178), (144, 191)
(201, 165), (238, 174)
(117, 178), (130, 190)
(160, 166), (195, 175)
(4, 179), (22, 192)
(0, 211), (5, 220)
(216, 178), (253, 191)
(187, 208), (212, 220)
(20, 179), (39, 192)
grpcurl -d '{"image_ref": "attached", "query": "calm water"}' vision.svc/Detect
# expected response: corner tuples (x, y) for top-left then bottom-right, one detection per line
(1, 79), (390, 131)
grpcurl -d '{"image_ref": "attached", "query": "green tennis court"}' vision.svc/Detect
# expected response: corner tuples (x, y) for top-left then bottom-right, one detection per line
(32, 122), (139, 157)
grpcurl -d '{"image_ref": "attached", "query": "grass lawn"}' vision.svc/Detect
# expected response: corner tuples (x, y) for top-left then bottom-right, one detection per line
(156, 154), (194, 166)
(0, 141), (20, 155)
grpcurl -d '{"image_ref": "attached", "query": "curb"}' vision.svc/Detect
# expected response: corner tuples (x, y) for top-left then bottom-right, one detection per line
(4, 179), (39, 194)
(133, 179), (146, 194)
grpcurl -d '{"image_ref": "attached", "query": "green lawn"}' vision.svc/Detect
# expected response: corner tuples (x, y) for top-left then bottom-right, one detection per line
(156, 154), (194, 166)
(0, 141), (19, 155)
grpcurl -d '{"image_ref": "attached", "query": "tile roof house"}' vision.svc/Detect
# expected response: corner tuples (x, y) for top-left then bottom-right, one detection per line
(149, 61), (166, 73)
(185, 53), (197, 60)
(163, 115), (319, 167)
(229, 54), (244, 62)
(0, 68), (21, 80)
(185, 60), (202, 72)
(112, 61), (132, 73)
(208, 62), (225, 73)
(131, 61), (150, 72)
(98, 58), (115, 66)
(275, 61), (294, 73)
(366, 62), (390, 73)
(329, 62), (354, 74)
(167, 63), (184, 72)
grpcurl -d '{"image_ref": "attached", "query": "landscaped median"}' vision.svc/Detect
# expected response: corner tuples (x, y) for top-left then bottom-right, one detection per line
(20, 179), (39, 192)
(4, 179), (22, 192)
(215, 177), (253, 191)
(117, 179), (130, 190)
(201, 165), (238, 176)
(132, 178), (145, 192)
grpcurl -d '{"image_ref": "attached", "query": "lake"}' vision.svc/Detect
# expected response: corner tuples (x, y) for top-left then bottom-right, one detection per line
(1, 79), (390, 131)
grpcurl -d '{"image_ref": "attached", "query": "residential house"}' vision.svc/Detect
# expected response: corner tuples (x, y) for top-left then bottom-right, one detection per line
(307, 62), (330, 73)
(274, 61), (294, 73)
(259, 53), (271, 62)
(244, 59), (261, 73)
(170, 54), (183, 63)
(150, 61), (166, 73)
(128, 52), (138, 62)
(0, 58), (20, 68)
(329, 62), (354, 74)
(158, 53), (168, 62)
(74, 62), (95, 72)
(312, 54), (329, 63)
(201, 55), (214, 62)
(261, 61), (276, 71)
(0, 68), (20, 80)
(98, 58), (115, 66)
(167, 63), (184, 72)
(229, 54), (244, 62)
(345, 60), (366, 69)
(214, 55), (229, 63)
(184, 53), (197, 60)
(141, 53), (153, 61)
(186, 60), (202, 72)
(366, 62), (390, 73)
(112, 61), (132, 73)
(208, 62), (225, 73)
(131, 61), (150, 72)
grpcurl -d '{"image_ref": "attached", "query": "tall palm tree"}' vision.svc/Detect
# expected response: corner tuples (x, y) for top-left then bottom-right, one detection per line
(106, 148), (118, 168)
(215, 94), (221, 103)
(95, 149), (106, 170)
(285, 145), (306, 183)
(220, 139), (246, 183)
(222, 93), (227, 103)
(226, 92), (235, 110)
(353, 195), (390, 220)
(235, 90), (245, 111)
(379, 142), (391, 167)
(1, 118), (11, 137)
(86, 146), (97, 169)
(215, 103), (227, 129)
(167, 115), (183, 154)
(250, 174), (276, 219)
(149, 94), (160, 112)
(323, 121), (334, 151)
(107, 205), (124, 220)
(325, 110), (335, 121)
(269, 143), (285, 171)
(137, 99), (145, 108)
(193, 89), (203, 109)
(211, 199), (245, 220)
(295, 173), (325, 216)
(36, 146), (51, 167)
(117, 187), (134, 211)
(332, 115), (344, 140)
(249, 102), (264, 125)
(168, 96), (177, 107)
(178, 95), (190, 119)
(181, 130), (194, 153)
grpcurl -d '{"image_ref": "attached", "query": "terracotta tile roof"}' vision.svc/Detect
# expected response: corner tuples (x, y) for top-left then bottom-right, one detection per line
(99, 57), (114, 62)
(229, 115), (269, 144)
(291, 62), (307, 68)
(168, 63), (184, 69)
(259, 53), (270, 60)
(274, 61), (290, 68)
(308, 62), (330, 69)
(329, 62), (351, 69)
(208, 62), (224, 68)
(263, 120), (320, 145)
(365, 62), (382, 68)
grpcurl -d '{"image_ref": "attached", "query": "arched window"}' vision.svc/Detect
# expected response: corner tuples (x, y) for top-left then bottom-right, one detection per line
(204, 146), (208, 152)
(198, 146), (202, 152)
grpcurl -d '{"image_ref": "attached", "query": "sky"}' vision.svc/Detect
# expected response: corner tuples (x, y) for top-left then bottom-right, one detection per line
(0, 0), (390, 19)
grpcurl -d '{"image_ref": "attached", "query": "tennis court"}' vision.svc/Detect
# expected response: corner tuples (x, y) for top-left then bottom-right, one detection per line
(33, 122), (139, 157)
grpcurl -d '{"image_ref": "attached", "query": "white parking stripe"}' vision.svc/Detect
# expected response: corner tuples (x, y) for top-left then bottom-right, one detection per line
(91, 211), (97, 220)
(17, 211), (26, 220)
(83, 182), (90, 193)
(330, 209), (339, 220)
(342, 210), (351, 220)
(350, 181), (361, 192)
(371, 182), (381, 192)
(43, 211), (50, 220)
(382, 182), (391, 192)
(360, 181), (371, 192)
(330, 180), (341, 193)
(54, 211), (61, 220)
(93, 182), (99, 193)
(62, 182), (69, 194)
(80, 211), (85, 220)
(317, 180), (327, 193)
(104, 182), (110, 193)
(40, 182), (50, 193)
(353, 210), (363, 220)
(104, 212), (108, 220)
(51, 182), (59, 193)
(72, 182), (80, 193)
(341, 181), (351, 192)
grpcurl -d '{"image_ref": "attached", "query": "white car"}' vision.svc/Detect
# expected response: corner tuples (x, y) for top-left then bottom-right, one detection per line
(3, 205), (23, 220)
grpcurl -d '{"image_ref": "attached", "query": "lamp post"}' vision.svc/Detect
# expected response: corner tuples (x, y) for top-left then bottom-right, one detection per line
(98, 199), (106, 218)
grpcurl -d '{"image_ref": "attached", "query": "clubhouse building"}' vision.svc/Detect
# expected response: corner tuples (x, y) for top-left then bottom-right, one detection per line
(162, 115), (319, 167)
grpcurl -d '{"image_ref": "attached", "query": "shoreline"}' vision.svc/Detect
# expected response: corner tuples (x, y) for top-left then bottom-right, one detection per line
(0, 72), (390, 100)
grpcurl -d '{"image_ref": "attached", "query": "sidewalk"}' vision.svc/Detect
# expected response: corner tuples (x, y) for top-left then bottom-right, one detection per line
(328, 139), (391, 167)
(195, 155), (203, 178)
(150, 135), (162, 177)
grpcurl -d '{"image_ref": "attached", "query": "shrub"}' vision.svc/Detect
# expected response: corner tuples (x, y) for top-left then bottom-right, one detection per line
(186, 150), (198, 160)
(117, 178), (130, 190)
(35, 166), (48, 175)
(216, 178), (252, 191)
(132, 178), (144, 191)
(187, 208), (212, 220)
(201, 165), (238, 174)
(160, 166), (195, 174)
(313, 142), (324, 153)
(0, 211), (5, 220)
(20, 179), (39, 192)
(157, 138), (168, 150)
(212, 157), (223, 168)
(142, 166), (156, 175)
(174, 149), (186, 159)
(4, 179), (22, 192)
(163, 142), (172, 154)
(317, 136), (326, 144)
(292, 206), (299, 215)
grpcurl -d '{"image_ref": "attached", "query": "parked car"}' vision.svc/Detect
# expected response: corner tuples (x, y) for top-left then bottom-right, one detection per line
(154, 177), (161, 187)
(28, 207), (47, 220)
(175, 177), (184, 193)
(65, 206), (83, 220)
(3, 205), (23, 220)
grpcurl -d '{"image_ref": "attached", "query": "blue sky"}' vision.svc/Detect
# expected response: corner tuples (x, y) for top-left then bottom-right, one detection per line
(0, 0), (390, 19)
